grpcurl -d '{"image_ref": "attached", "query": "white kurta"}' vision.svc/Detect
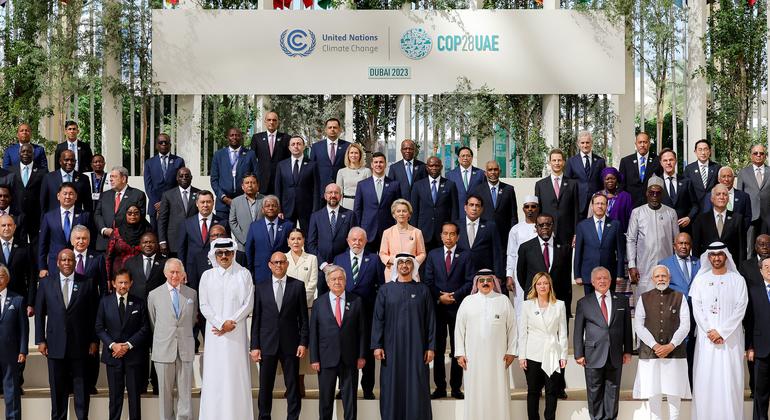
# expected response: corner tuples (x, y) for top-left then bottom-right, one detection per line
(198, 263), (255, 420)
(455, 291), (516, 420)
(627, 204), (679, 299)
(688, 270), (748, 420)
(506, 222), (538, 317)
(632, 292), (691, 399)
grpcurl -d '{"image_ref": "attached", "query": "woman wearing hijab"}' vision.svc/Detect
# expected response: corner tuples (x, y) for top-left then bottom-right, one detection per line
(106, 204), (151, 279)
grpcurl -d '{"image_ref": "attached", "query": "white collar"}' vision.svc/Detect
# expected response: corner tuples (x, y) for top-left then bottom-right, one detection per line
(60, 169), (74, 178)
(330, 291), (346, 302)
(372, 174), (385, 182)
(538, 237), (552, 247)
(465, 216), (479, 226)
(75, 250), (87, 260)
(637, 152), (649, 160)
(327, 139), (338, 145)
(272, 276), (287, 284)
(60, 206), (74, 215)
(593, 216), (606, 224)
(713, 209), (727, 219)
(428, 175), (440, 183)
(488, 181), (499, 189)
(327, 205), (340, 213)
(444, 245), (456, 254)
(179, 186), (190, 194)
(350, 250), (363, 260)
(59, 273), (72, 282)
(595, 290), (610, 299)
(1, 238), (12, 247)
(166, 283), (178, 292)
(229, 146), (241, 153)
(116, 292), (128, 302)
(114, 186), (128, 195)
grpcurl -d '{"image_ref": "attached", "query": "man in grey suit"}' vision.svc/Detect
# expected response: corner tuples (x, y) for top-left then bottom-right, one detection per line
(147, 258), (198, 420)
(737, 144), (770, 245)
(158, 167), (199, 257)
(574, 266), (633, 420)
(228, 172), (264, 250)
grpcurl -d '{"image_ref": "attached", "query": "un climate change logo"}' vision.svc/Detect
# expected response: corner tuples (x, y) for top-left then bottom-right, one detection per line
(280, 29), (317, 57)
(400, 28), (432, 60)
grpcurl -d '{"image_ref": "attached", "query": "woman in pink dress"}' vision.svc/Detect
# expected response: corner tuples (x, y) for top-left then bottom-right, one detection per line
(379, 198), (426, 280)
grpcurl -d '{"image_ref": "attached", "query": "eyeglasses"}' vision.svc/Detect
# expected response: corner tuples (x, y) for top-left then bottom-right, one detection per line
(536, 222), (553, 228)
(215, 250), (234, 257)
(477, 278), (495, 284)
(270, 260), (288, 265)
(753, 151), (766, 156)
(523, 205), (538, 209)
(157, 141), (170, 145)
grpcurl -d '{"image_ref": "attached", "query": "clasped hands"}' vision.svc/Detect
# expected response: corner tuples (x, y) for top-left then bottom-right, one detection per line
(212, 320), (237, 336)
(458, 354), (516, 370)
(706, 329), (724, 345)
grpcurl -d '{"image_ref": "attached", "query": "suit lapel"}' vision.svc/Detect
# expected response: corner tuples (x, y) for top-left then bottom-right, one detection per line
(0, 296), (10, 321)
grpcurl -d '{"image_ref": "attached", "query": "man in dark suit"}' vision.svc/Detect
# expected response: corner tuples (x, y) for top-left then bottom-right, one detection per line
(94, 166), (147, 251)
(10, 143), (46, 250)
(574, 194), (625, 295)
(309, 265), (366, 420)
(456, 194), (504, 281)
(95, 269), (151, 420)
(307, 183), (358, 289)
(55, 121), (93, 173)
(0, 263), (27, 420)
(332, 227), (384, 399)
(658, 148), (699, 232)
(684, 139), (721, 207)
(38, 183), (92, 276)
(178, 190), (220, 269)
(309, 118), (350, 194)
(35, 249), (99, 420)
(565, 131), (607, 218)
(411, 156), (459, 250)
(746, 255), (770, 420)
(354, 152), (401, 252)
(738, 145), (770, 240)
(692, 184), (746, 262)
(740, 235), (770, 398)
(245, 196), (294, 283)
(701, 166), (753, 229)
(445, 146), (485, 219)
(618, 132), (662, 206)
(158, 167), (199, 257)
(471, 160), (518, 250)
(3, 123), (48, 170)
(275, 135), (319, 231)
(0, 215), (34, 314)
(40, 149), (92, 212)
(387, 139), (427, 205)
(124, 232), (167, 304)
(144, 134), (185, 229)
(251, 111), (291, 195)
(573, 266), (633, 420)
(423, 221), (473, 400)
(250, 251), (309, 420)
(535, 149), (580, 249)
(209, 127), (259, 222)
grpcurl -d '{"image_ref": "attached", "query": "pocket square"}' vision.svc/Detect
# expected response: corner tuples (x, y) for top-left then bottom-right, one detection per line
(131, 310), (139, 314)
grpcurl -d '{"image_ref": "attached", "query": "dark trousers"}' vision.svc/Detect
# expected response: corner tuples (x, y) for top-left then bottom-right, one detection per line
(524, 359), (560, 420)
(754, 354), (770, 420)
(106, 362), (142, 420)
(584, 360), (622, 420)
(0, 358), (21, 420)
(48, 357), (89, 420)
(86, 350), (100, 392)
(258, 352), (301, 420)
(360, 302), (375, 395)
(318, 363), (358, 420)
(434, 304), (462, 392)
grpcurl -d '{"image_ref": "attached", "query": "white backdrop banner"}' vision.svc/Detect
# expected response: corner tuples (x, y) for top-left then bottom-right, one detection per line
(152, 10), (624, 95)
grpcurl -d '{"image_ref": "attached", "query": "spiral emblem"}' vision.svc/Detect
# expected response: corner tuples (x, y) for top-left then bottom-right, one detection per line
(400, 28), (432, 60)
(280, 29), (317, 57)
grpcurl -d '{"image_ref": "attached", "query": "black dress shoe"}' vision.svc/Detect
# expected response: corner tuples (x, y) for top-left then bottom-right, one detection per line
(430, 390), (447, 399)
(558, 390), (568, 400)
(152, 388), (159, 396)
(336, 391), (342, 399)
(89, 388), (98, 395)
(451, 390), (465, 399)
(363, 392), (376, 400)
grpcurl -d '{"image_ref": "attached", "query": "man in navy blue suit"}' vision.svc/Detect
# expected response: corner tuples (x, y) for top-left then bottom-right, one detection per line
(574, 194), (625, 295)
(455, 194), (504, 282)
(471, 160), (518, 250)
(179, 190), (220, 269)
(95, 269), (151, 420)
(387, 139), (427, 205)
(3, 123), (48, 170)
(245, 195), (293, 284)
(565, 131), (606, 218)
(701, 166), (752, 229)
(35, 249), (99, 420)
(10, 142), (47, 251)
(55, 121), (93, 173)
(307, 183), (358, 289)
(251, 111), (291, 195)
(310, 265), (367, 420)
(144, 133), (185, 229)
(275, 135), (319, 230)
(38, 182), (92, 277)
(250, 251), (309, 420)
(354, 152), (401, 252)
(0, 263), (28, 420)
(411, 156), (459, 250)
(445, 146), (485, 219)
(332, 227), (384, 399)
(423, 221), (473, 399)
(659, 148), (699, 233)
(309, 118), (350, 193)
(40, 149), (92, 213)
(210, 127), (258, 222)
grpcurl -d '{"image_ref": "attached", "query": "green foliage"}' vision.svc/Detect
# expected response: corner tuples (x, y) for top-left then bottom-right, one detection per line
(352, 95), (396, 154)
(266, 95), (345, 142)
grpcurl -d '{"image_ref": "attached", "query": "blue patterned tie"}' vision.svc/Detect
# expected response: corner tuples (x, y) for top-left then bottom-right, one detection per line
(491, 186), (497, 208)
(268, 222), (275, 247)
(63, 211), (71, 241)
(766, 284), (770, 304)
(330, 211), (337, 236)
(406, 161), (413, 185)
(431, 180), (438, 203)
(597, 220), (603, 241)
(172, 288), (180, 319)
(639, 156), (646, 180)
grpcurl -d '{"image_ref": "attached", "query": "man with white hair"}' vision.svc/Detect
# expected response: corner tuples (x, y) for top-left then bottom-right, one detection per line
(505, 195), (539, 317)
(198, 239), (254, 420)
(632, 265), (691, 420)
(372, 253), (435, 420)
(689, 242), (748, 420)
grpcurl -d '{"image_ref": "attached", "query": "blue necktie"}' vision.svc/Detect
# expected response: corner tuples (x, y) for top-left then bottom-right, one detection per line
(22, 166), (29, 187)
(330, 211), (337, 236)
(766, 284), (770, 304)
(431, 180), (438, 203)
(268, 222), (275, 247)
(171, 288), (180, 319)
(406, 161), (413, 185)
(491, 186), (497, 208)
(596, 220), (603, 241)
(63, 210), (71, 241)
(639, 156), (646, 180)
(3, 242), (9, 263)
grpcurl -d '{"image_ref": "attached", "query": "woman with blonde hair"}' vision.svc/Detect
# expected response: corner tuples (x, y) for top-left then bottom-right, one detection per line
(379, 198), (426, 280)
(518, 272), (568, 420)
(335, 142), (371, 209)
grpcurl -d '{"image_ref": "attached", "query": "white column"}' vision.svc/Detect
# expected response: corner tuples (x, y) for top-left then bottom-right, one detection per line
(344, 95), (354, 141)
(542, 0), (559, 149)
(612, 36), (636, 166)
(255, 95), (267, 132)
(101, 1), (123, 170)
(687, 0), (707, 164)
(176, 95), (202, 176)
(396, 95), (412, 152)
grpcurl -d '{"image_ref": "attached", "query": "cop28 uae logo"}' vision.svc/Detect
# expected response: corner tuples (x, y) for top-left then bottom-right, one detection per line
(280, 29), (317, 57)
(400, 28), (432, 60)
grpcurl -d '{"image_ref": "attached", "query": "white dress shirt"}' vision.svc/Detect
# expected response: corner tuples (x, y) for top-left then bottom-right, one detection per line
(60, 273), (74, 303)
(60, 206), (74, 228)
(594, 290), (612, 323)
(329, 291), (346, 321)
(537, 237), (554, 271)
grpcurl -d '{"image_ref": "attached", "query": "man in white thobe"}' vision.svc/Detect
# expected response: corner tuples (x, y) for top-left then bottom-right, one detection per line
(506, 195), (539, 317)
(627, 175), (679, 303)
(198, 238), (255, 420)
(633, 265), (691, 420)
(455, 269), (516, 420)
(689, 242), (748, 420)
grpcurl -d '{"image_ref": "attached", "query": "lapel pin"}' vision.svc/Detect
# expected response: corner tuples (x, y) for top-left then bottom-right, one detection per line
(186, 298), (193, 304)
(411, 294), (416, 298)
(455, 254), (459, 258)
(480, 225), (485, 229)
(7, 304), (13, 310)
(341, 214), (346, 219)
(364, 257), (369, 262)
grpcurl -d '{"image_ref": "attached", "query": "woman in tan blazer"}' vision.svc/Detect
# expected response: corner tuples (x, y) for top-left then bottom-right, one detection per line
(518, 272), (568, 420)
(379, 198), (426, 280)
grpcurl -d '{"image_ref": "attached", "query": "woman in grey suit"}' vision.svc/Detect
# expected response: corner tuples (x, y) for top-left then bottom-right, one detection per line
(335, 143), (371, 209)
(518, 272), (568, 420)
(285, 228), (318, 395)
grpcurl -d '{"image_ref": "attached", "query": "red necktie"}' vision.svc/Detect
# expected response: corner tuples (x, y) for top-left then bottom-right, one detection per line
(543, 242), (550, 271)
(201, 218), (208, 242)
(335, 296), (342, 327)
(114, 192), (121, 214)
(445, 250), (452, 273)
(601, 294), (609, 323)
